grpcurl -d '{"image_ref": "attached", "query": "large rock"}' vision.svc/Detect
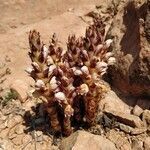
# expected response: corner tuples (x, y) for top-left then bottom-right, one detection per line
(104, 108), (144, 128)
(145, 0), (150, 40)
(59, 131), (117, 150)
(107, 0), (150, 96)
(100, 90), (131, 114)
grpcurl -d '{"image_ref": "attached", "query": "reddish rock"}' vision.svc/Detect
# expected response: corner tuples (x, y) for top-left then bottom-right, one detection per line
(107, 1), (150, 97)
(60, 131), (117, 150)
(145, 0), (150, 40)
(10, 79), (29, 102)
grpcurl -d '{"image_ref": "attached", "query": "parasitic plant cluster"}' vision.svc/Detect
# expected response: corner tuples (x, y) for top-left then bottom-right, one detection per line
(26, 15), (115, 136)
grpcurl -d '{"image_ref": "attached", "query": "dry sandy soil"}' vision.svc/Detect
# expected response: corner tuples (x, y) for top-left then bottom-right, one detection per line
(0, 0), (150, 150)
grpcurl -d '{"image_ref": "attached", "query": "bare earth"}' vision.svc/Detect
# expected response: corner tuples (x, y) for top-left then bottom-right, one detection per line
(0, 0), (150, 150)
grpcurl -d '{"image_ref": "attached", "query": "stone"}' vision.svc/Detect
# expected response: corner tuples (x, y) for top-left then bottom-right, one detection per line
(0, 139), (14, 150)
(6, 115), (22, 128)
(59, 131), (117, 150)
(15, 124), (25, 135)
(100, 90), (131, 114)
(132, 139), (143, 150)
(11, 134), (24, 146)
(130, 127), (147, 135)
(36, 131), (43, 137)
(119, 123), (133, 134)
(21, 143), (34, 150)
(106, 129), (131, 150)
(104, 108), (144, 128)
(145, 0), (150, 40)
(0, 123), (6, 132)
(0, 128), (9, 138)
(142, 110), (150, 125)
(132, 105), (143, 117)
(0, 115), (7, 121)
(136, 99), (150, 110)
(10, 79), (29, 102)
(22, 134), (32, 144)
(35, 131), (43, 142)
(51, 146), (59, 150)
(144, 137), (150, 150)
(8, 133), (17, 140)
(107, 0), (150, 97)
(22, 100), (35, 111)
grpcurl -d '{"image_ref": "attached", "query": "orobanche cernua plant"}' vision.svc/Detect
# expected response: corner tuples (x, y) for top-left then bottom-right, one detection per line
(26, 15), (116, 136)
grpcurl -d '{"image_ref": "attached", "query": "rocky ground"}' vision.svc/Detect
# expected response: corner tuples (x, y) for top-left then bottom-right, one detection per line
(0, 0), (150, 150)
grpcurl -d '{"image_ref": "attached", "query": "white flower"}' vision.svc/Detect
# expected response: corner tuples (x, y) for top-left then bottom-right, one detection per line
(49, 76), (58, 90)
(64, 105), (74, 117)
(78, 84), (89, 95)
(48, 64), (56, 76)
(73, 67), (82, 75)
(68, 84), (75, 91)
(95, 44), (103, 54)
(82, 50), (88, 59)
(81, 66), (89, 74)
(47, 56), (54, 65)
(35, 80), (45, 90)
(100, 68), (107, 75)
(107, 57), (116, 65)
(96, 62), (108, 70)
(96, 62), (108, 76)
(43, 45), (49, 59)
(97, 44), (103, 50)
(105, 39), (113, 48)
(71, 67), (76, 72)
(55, 92), (66, 101)
(32, 62), (40, 71)
(105, 52), (113, 60)
(50, 76), (57, 84)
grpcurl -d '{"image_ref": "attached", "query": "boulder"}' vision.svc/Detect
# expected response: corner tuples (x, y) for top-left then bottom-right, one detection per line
(145, 0), (150, 40)
(60, 131), (117, 150)
(100, 90), (131, 114)
(107, 0), (150, 96)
